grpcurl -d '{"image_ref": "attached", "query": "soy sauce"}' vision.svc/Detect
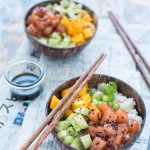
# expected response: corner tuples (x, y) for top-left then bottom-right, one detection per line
(11, 73), (42, 100)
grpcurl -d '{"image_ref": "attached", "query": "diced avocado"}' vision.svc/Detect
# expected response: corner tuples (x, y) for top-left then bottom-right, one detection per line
(92, 91), (102, 101)
(80, 134), (92, 149)
(67, 114), (81, 132)
(74, 107), (90, 116)
(70, 138), (82, 150)
(75, 4), (83, 9)
(55, 120), (71, 132)
(55, 126), (62, 133)
(82, 115), (88, 121)
(57, 130), (67, 140)
(67, 127), (78, 137)
(47, 4), (53, 10)
(53, 4), (67, 14)
(64, 135), (75, 145)
(51, 32), (62, 41)
(74, 114), (88, 130)
(60, 0), (71, 8)
(78, 129), (88, 136)
(48, 38), (60, 46)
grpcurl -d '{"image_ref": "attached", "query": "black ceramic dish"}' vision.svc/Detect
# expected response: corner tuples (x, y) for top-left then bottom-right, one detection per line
(46, 74), (146, 150)
(24, 0), (98, 58)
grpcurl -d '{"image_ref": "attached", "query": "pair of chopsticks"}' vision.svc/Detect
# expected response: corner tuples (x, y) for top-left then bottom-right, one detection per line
(108, 11), (150, 89)
(21, 53), (106, 150)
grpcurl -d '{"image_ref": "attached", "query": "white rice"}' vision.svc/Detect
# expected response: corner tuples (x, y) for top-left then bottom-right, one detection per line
(115, 92), (142, 123)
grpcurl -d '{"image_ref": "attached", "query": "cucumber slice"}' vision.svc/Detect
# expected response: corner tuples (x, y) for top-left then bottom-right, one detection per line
(64, 135), (75, 145)
(74, 107), (90, 116)
(80, 134), (92, 149)
(67, 127), (78, 137)
(70, 138), (82, 150)
(57, 130), (67, 140)
(74, 114), (88, 130)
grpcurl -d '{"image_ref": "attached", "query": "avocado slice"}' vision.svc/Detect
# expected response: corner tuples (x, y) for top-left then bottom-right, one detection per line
(74, 107), (90, 116)
(70, 138), (82, 150)
(64, 135), (75, 145)
(80, 134), (92, 149)
(55, 120), (71, 132)
(67, 114), (81, 132)
(74, 114), (88, 130)
(57, 130), (67, 140)
(67, 126), (78, 137)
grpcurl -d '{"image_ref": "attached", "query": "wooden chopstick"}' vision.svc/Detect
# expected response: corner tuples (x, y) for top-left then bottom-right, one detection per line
(108, 11), (150, 89)
(21, 53), (106, 150)
(32, 54), (106, 149)
(108, 11), (150, 72)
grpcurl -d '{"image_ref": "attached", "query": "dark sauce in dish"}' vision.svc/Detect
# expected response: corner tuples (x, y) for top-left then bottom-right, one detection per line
(11, 73), (42, 100)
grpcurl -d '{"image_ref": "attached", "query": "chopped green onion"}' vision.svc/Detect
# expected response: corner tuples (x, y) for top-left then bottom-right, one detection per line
(92, 91), (102, 101)
(110, 101), (120, 110)
(102, 95), (110, 102)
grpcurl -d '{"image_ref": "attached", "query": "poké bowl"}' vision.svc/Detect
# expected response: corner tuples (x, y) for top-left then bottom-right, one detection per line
(24, 0), (98, 58)
(46, 74), (146, 150)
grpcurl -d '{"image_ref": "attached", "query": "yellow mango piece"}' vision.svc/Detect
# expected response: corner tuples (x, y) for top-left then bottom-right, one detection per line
(83, 28), (94, 40)
(65, 109), (73, 117)
(71, 20), (84, 34)
(50, 95), (60, 110)
(61, 88), (70, 98)
(85, 22), (95, 31)
(78, 84), (88, 97)
(82, 94), (91, 105)
(72, 34), (85, 45)
(61, 16), (70, 27)
(67, 25), (77, 36)
(71, 99), (88, 110)
(81, 13), (92, 22)
(88, 103), (98, 110)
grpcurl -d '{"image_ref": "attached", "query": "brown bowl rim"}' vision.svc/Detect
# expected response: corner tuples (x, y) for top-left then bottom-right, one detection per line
(45, 74), (146, 150)
(24, 0), (98, 50)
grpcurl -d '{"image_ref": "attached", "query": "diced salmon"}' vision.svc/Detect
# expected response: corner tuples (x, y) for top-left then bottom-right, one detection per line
(101, 110), (117, 125)
(115, 135), (124, 145)
(103, 123), (116, 136)
(116, 110), (128, 123)
(96, 126), (106, 139)
(100, 103), (112, 115)
(88, 126), (97, 138)
(89, 121), (99, 127)
(92, 137), (106, 150)
(128, 120), (140, 133)
(88, 109), (101, 122)
(118, 123), (129, 134)
(124, 133), (134, 143)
